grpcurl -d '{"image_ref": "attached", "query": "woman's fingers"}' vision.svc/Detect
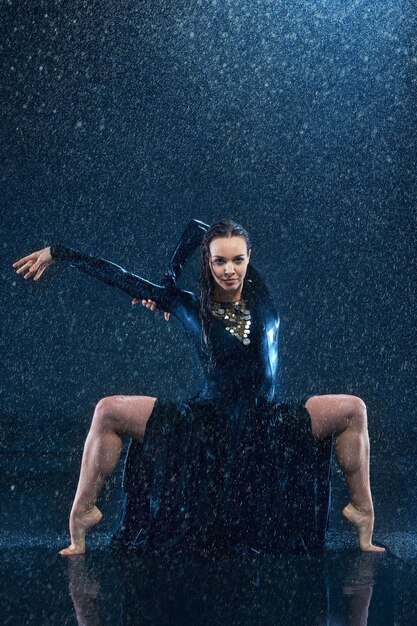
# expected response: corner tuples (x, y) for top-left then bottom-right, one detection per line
(13, 253), (37, 268)
(16, 260), (35, 274)
(34, 265), (48, 281)
(139, 299), (169, 320)
(14, 249), (53, 281)
(141, 299), (156, 311)
(24, 261), (42, 279)
(21, 257), (52, 280)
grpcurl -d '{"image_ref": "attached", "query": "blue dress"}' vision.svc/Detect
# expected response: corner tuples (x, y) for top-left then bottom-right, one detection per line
(50, 220), (332, 556)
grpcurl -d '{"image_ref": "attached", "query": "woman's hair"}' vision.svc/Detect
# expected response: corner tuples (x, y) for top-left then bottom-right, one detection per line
(198, 219), (252, 365)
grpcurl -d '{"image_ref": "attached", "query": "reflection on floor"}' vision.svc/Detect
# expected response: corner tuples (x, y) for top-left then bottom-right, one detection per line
(1, 451), (416, 624)
(0, 538), (416, 625)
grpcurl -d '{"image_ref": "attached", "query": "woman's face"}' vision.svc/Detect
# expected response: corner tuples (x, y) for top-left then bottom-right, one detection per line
(209, 236), (251, 300)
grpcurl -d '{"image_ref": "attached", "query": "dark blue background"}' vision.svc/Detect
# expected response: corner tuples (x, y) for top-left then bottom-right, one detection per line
(1, 0), (415, 530)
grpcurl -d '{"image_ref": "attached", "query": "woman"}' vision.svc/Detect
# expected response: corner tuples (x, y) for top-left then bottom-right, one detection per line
(13, 219), (384, 555)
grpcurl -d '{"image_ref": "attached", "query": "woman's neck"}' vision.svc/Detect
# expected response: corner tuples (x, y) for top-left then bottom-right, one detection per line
(211, 286), (243, 303)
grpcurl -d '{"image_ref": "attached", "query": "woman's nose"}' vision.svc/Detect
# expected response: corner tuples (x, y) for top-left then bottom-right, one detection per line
(224, 262), (235, 275)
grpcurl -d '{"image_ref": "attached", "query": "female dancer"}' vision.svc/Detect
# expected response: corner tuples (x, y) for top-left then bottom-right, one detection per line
(13, 219), (384, 555)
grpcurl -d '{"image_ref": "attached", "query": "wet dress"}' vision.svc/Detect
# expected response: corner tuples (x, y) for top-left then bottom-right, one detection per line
(50, 219), (332, 556)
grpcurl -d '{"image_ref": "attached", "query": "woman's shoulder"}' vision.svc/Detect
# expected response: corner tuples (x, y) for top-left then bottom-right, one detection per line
(245, 264), (269, 295)
(245, 264), (279, 314)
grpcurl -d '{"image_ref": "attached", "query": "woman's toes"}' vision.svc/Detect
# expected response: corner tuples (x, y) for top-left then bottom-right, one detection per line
(362, 544), (386, 553)
(59, 544), (85, 556)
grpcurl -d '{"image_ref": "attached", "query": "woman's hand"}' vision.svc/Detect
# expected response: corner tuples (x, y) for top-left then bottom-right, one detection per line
(12, 247), (54, 281)
(131, 297), (170, 321)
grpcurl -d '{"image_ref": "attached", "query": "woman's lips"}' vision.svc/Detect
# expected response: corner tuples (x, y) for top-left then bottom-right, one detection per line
(224, 278), (237, 283)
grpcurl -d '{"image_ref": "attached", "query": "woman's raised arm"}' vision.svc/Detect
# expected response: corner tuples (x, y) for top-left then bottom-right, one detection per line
(137, 219), (270, 314)
(137, 218), (210, 317)
(161, 218), (209, 287)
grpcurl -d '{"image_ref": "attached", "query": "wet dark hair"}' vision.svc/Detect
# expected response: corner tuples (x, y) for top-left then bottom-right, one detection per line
(198, 219), (252, 364)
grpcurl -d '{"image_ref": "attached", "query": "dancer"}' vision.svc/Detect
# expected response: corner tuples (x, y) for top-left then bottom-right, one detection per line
(13, 219), (384, 555)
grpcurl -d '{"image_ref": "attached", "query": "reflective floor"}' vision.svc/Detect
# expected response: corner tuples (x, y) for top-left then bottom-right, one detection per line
(1, 450), (417, 625)
(0, 540), (416, 625)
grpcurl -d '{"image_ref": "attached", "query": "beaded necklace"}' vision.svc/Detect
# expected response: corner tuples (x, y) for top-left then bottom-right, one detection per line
(210, 298), (251, 345)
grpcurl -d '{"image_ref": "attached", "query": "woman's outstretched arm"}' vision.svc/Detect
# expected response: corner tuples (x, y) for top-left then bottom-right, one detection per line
(12, 244), (190, 313)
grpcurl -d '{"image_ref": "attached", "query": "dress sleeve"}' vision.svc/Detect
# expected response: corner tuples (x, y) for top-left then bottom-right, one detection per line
(49, 244), (194, 315)
(161, 219), (210, 287)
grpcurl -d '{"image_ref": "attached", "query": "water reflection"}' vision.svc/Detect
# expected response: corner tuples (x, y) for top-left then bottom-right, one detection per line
(68, 556), (102, 626)
(65, 550), (387, 625)
(341, 554), (375, 626)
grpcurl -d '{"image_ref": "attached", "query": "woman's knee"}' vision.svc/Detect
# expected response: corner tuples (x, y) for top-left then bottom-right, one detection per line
(91, 395), (156, 438)
(306, 393), (367, 439)
(347, 395), (368, 430)
(92, 396), (121, 430)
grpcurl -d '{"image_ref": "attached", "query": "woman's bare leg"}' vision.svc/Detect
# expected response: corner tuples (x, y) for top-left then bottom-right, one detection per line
(60, 395), (157, 556)
(305, 394), (385, 553)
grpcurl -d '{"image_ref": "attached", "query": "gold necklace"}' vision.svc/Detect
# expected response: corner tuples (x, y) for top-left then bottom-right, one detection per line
(210, 298), (251, 344)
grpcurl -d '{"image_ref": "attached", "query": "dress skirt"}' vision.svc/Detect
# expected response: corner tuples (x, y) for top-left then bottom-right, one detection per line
(112, 396), (333, 556)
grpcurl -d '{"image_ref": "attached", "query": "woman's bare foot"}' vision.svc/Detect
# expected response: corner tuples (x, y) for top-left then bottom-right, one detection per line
(342, 503), (385, 553)
(59, 506), (103, 556)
